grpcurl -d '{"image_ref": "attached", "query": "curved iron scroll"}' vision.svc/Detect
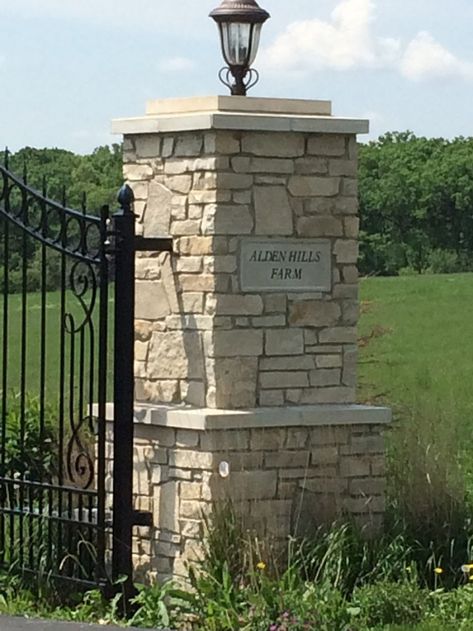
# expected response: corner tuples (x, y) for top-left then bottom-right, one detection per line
(0, 163), (103, 264)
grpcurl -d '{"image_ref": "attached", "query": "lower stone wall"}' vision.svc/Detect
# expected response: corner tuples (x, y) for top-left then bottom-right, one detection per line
(105, 408), (388, 584)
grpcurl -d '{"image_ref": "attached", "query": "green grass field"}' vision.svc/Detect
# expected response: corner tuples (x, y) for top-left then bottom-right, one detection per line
(359, 273), (473, 436)
(0, 289), (114, 405)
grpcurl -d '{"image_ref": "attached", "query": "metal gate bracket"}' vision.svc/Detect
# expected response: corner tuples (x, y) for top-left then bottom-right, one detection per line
(132, 510), (153, 527)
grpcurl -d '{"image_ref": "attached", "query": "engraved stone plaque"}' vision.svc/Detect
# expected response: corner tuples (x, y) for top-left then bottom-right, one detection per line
(240, 239), (332, 293)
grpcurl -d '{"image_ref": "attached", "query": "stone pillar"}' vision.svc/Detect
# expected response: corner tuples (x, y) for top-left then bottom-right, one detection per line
(111, 96), (391, 583)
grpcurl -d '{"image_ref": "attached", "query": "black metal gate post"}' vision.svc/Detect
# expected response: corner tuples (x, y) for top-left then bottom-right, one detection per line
(111, 184), (136, 594)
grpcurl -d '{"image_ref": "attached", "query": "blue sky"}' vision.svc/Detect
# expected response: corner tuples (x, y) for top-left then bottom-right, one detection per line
(1, 0), (473, 153)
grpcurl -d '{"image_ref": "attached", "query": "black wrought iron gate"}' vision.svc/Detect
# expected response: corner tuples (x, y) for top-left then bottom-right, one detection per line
(0, 153), (140, 592)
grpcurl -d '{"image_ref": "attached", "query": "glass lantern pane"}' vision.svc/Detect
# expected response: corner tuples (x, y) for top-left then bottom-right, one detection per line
(248, 24), (262, 66)
(221, 22), (252, 66)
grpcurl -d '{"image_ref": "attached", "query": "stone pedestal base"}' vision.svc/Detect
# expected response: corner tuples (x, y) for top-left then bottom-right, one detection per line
(106, 403), (390, 583)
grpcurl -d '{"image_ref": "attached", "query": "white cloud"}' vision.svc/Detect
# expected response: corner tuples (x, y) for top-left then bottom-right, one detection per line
(158, 57), (196, 74)
(260, 0), (473, 84)
(260, 0), (400, 74)
(400, 31), (473, 81)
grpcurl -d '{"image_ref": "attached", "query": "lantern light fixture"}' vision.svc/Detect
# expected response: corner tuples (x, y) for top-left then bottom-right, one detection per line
(209, 0), (270, 96)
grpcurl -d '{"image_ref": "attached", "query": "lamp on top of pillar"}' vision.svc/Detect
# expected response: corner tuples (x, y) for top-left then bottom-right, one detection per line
(209, 0), (270, 96)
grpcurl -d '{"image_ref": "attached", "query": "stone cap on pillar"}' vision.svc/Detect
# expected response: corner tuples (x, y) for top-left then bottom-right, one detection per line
(112, 95), (369, 136)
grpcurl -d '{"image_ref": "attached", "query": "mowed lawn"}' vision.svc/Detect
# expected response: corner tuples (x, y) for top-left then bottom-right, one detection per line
(0, 290), (114, 403)
(2, 273), (473, 424)
(359, 273), (473, 436)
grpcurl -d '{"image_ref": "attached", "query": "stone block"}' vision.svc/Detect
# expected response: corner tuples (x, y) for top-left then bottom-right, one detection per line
(279, 430), (308, 454)
(319, 327), (357, 344)
(259, 390), (285, 406)
(165, 175), (192, 194)
(143, 380), (180, 404)
(334, 239), (359, 264)
(309, 369), (341, 387)
(316, 355), (342, 368)
(176, 430), (199, 448)
(265, 450), (310, 468)
(148, 331), (204, 379)
(178, 274), (220, 292)
(289, 301), (341, 327)
(295, 157), (328, 174)
(180, 482), (203, 500)
(176, 257), (203, 274)
(342, 265), (358, 284)
(241, 132), (305, 157)
(254, 186), (293, 235)
(250, 157), (294, 173)
(174, 134), (203, 157)
(180, 519), (203, 539)
(193, 172), (218, 190)
(266, 329), (304, 356)
(205, 131), (241, 154)
(213, 358), (258, 408)
(308, 135), (346, 156)
(301, 478), (348, 494)
(233, 190), (252, 204)
(135, 281), (170, 320)
(154, 482), (179, 532)
(135, 340), (149, 362)
(301, 386), (355, 404)
(143, 182), (172, 237)
(170, 220), (200, 236)
(162, 136), (174, 158)
(211, 330), (263, 357)
(260, 371), (309, 389)
(344, 217), (360, 238)
(342, 178), (358, 196)
(211, 470), (277, 501)
(251, 315), (286, 327)
(343, 496), (386, 514)
(311, 446), (339, 466)
(344, 435), (385, 455)
(329, 159), (357, 177)
(264, 294), (287, 313)
(176, 236), (214, 255)
(170, 450), (214, 470)
(135, 320), (153, 342)
(289, 176), (340, 198)
(349, 478), (386, 496)
(218, 173), (253, 189)
(182, 292), (204, 313)
(124, 164), (153, 181)
(231, 156), (251, 172)
(260, 355), (315, 371)
(204, 255), (237, 273)
(250, 428), (285, 451)
(202, 204), (253, 235)
(213, 294), (264, 316)
(189, 190), (231, 204)
(297, 216), (343, 237)
(180, 500), (208, 520)
(340, 456), (371, 478)
(201, 429), (250, 451)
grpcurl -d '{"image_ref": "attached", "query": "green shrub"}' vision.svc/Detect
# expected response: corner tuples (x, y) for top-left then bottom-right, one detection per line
(353, 579), (429, 627)
(428, 585), (473, 628)
(1, 395), (57, 482)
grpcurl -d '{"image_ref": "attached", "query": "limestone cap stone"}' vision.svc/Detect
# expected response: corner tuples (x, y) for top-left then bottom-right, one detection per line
(112, 95), (369, 136)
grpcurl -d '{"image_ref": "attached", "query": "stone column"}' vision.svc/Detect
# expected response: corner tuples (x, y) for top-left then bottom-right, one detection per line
(111, 96), (391, 583)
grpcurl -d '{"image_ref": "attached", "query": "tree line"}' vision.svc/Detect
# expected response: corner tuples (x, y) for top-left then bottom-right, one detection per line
(0, 145), (123, 293)
(359, 132), (473, 275)
(1, 133), (473, 292)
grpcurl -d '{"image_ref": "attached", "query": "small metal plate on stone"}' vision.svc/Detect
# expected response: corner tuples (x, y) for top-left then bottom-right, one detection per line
(240, 239), (332, 293)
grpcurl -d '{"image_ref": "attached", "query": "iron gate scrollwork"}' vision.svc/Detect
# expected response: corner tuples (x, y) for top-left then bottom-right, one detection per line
(0, 151), (115, 588)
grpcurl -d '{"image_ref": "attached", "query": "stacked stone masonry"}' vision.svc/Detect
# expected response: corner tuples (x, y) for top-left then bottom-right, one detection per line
(106, 419), (386, 583)
(125, 130), (359, 409)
